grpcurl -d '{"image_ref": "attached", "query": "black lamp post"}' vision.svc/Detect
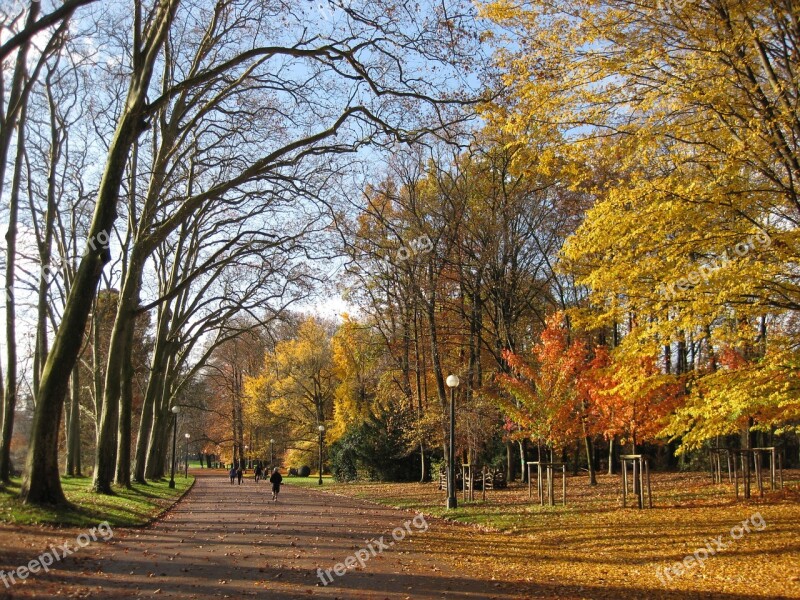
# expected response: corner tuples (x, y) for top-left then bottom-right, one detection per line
(318, 425), (325, 485)
(169, 405), (180, 489)
(184, 433), (190, 477)
(270, 438), (275, 468)
(445, 374), (460, 509)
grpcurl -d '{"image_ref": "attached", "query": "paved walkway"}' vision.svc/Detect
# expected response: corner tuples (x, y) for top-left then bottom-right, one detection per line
(5, 471), (522, 599)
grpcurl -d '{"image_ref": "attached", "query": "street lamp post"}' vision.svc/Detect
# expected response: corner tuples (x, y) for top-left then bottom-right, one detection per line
(270, 438), (275, 469)
(184, 433), (190, 477)
(445, 374), (460, 509)
(169, 406), (180, 489)
(318, 425), (325, 485)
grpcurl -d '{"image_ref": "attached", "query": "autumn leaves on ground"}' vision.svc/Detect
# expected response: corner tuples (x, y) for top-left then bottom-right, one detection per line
(0, 470), (798, 599)
(2, 0), (800, 599)
(301, 471), (800, 599)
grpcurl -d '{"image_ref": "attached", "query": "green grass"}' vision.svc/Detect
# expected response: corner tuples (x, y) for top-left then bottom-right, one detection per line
(188, 460), (215, 468)
(0, 475), (194, 528)
(283, 474), (335, 487)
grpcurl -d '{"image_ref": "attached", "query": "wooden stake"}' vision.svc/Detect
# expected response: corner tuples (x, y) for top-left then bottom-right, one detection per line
(622, 458), (627, 508)
(637, 458), (644, 509)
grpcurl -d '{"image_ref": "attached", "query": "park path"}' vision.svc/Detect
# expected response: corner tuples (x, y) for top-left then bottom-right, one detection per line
(4, 470), (521, 599)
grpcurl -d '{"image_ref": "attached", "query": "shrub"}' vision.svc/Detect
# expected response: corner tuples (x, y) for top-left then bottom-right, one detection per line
(298, 465), (311, 477)
(329, 408), (418, 482)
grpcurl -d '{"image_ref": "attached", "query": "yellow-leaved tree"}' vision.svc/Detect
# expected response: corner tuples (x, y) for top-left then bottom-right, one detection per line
(329, 316), (384, 442)
(483, 0), (800, 448)
(244, 317), (337, 469)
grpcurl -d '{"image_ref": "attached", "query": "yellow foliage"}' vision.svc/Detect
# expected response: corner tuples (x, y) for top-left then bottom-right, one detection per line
(482, 0), (800, 445)
(244, 317), (336, 459)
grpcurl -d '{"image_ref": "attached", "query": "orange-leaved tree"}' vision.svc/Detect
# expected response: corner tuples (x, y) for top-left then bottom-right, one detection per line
(495, 312), (599, 484)
(586, 347), (684, 455)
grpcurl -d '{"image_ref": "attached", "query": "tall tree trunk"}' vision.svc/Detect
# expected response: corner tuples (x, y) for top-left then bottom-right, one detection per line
(66, 365), (82, 476)
(145, 404), (172, 480)
(425, 268), (449, 473)
(127, 334), (154, 483)
(33, 71), (62, 399)
(92, 299), (102, 436)
(95, 248), (143, 492)
(583, 431), (597, 486)
(608, 436), (615, 475)
(572, 439), (581, 476)
(113, 138), (141, 489)
(412, 307), (427, 483)
(0, 362), (4, 457)
(114, 310), (138, 488)
(145, 358), (176, 480)
(22, 0), (179, 505)
(0, 99), (27, 483)
(133, 311), (171, 483)
(506, 441), (514, 481)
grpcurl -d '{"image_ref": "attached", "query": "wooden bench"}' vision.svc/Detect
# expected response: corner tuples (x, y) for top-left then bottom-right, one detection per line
(438, 467), (462, 490)
(487, 468), (506, 490)
(439, 466), (506, 495)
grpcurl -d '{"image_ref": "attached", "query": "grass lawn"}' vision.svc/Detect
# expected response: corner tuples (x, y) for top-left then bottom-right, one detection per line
(283, 474), (333, 487)
(294, 470), (800, 598)
(0, 474), (194, 528)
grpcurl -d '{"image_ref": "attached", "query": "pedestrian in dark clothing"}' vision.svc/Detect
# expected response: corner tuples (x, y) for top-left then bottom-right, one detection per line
(269, 468), (282, 501)
(236, 466), (243, 485)
(254, 464), (262, 483)
(229, 466), (236, 484)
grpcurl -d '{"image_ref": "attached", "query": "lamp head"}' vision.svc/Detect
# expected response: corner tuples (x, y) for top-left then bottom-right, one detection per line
(446, 374), (460, 388)
(318, 425), (325, 433)
(171, 405), (180, 414)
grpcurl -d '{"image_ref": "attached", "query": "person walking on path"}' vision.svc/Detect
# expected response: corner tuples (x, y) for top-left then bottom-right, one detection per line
(254, 464), (262, 483)
(236, 465), (243, 485)
(229, 465), (236, 484)
(269, 468), (283, 502)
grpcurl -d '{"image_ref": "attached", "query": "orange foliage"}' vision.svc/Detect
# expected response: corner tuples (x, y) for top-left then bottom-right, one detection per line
(495, 311), (684, 451)
(586, 350), (684, 449)
(496, 312), (594, 449)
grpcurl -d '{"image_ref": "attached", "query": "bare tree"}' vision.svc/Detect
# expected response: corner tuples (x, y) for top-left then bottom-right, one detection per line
(22, 0), (179, 504)
(137, 195), (319, 480)
(23, 0), (480, 504)
(0, 0), (97, 62)
(0, 3), (73, 482)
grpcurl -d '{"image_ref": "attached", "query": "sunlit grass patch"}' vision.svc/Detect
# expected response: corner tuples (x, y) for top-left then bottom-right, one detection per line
(0, 475), (194, 528)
